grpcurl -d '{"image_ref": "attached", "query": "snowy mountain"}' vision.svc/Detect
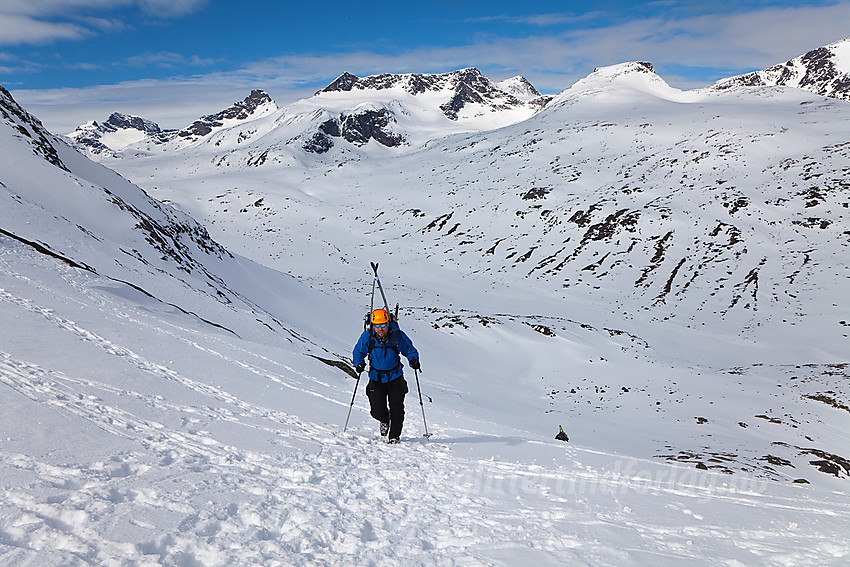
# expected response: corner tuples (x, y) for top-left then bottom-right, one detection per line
(69, 89), (278, 157)
(497, 75), (544, 101)
(3, 47), (850, 565)
(69, 112), (164, 156)
(70, 69), (549, 161)
(711, 36), (850, 101)
(300, 67), (550, 152)
(318, 67), (549, 121)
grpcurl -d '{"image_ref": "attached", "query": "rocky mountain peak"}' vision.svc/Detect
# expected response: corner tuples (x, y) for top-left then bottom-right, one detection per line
(321, 72), (360, 92)
(68, 111), (165, 156)
(497, 76), (542, 101)
(178, 89), (276, 139)
(102, 112), (162, 135)
(709, 37), (850, 101)
(319, 67), (522, 101)
(591, 61), (655, 77)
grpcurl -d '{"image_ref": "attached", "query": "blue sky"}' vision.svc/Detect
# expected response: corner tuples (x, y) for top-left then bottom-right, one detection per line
(2, 0), (850, 133)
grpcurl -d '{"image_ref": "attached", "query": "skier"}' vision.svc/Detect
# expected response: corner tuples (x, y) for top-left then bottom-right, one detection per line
(353, 308), (420, 443)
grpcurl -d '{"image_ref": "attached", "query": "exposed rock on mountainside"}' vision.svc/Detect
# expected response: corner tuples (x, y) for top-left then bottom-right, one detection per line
(305, 107), (405, 153)
(178, 89), (276, 139)
(100, 112), (162, 135)
(711, 37), (850, 101)
(1, 86), (69, 171)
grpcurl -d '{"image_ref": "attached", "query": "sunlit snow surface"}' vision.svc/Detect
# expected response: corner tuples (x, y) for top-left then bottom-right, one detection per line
(2, 61), (850, 565)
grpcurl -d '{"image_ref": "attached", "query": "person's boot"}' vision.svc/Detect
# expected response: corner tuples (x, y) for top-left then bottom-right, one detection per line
(380, 422), (389, 437)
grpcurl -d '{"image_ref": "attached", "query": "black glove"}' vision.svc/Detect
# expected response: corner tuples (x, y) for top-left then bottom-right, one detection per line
(356, 362), (365, 374)
(409, 358), (420, 371)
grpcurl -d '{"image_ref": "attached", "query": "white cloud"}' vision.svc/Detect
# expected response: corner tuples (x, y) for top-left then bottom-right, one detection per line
(123, 51), (215, 69)
(0, 0), (207, 45)
(584, 5), (850, 82)
(0, 13), (90, 45)
(467, 11), (607, 27)
(138, 0), (206, 17)
(0, 0), (206, 17)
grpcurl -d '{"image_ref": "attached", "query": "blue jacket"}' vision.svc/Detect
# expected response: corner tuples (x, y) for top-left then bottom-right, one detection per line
(353, 321), (419, 383)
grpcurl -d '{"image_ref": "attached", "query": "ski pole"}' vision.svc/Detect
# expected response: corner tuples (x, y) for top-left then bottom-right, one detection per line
(343, 372), (361, 433)
(413, 368), (432, 438)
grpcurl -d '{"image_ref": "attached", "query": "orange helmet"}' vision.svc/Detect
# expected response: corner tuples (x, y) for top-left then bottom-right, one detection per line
(371, 308), (389, 325)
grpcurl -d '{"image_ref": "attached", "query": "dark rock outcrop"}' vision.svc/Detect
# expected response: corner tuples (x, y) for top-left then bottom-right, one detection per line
(179, 89), (274, 138)
(1, 85), (69, 171)
(304, 108), (405, 152)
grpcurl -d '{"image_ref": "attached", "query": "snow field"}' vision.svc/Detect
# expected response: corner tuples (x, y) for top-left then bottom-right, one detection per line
(2, 242), (850, 566)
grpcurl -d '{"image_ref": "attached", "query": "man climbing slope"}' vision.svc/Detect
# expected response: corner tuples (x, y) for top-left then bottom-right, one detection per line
(353, 308), (420, 443)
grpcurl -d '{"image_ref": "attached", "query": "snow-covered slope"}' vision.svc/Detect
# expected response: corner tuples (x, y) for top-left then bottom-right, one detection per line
(711, 36), (850, 101)
(1, 86), (346, 349)
(3, 47), (850, 566)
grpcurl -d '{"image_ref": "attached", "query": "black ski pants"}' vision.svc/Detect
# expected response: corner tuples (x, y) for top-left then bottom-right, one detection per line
(366, 377), (408, 439)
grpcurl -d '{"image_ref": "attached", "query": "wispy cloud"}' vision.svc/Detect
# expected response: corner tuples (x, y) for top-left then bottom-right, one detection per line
(69, 61), (101, 71)
(137, 0), (207, 18)
(1, 0), (207, 18)
(123, 51), (220, 69)
(78, 16), (132, 34)
(0, 0), (207, 45)
(0, 13), (90, 45)
(0, 51), (44, 82)
(558, 2), (850, 74)
(467, 12), (607, 26)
